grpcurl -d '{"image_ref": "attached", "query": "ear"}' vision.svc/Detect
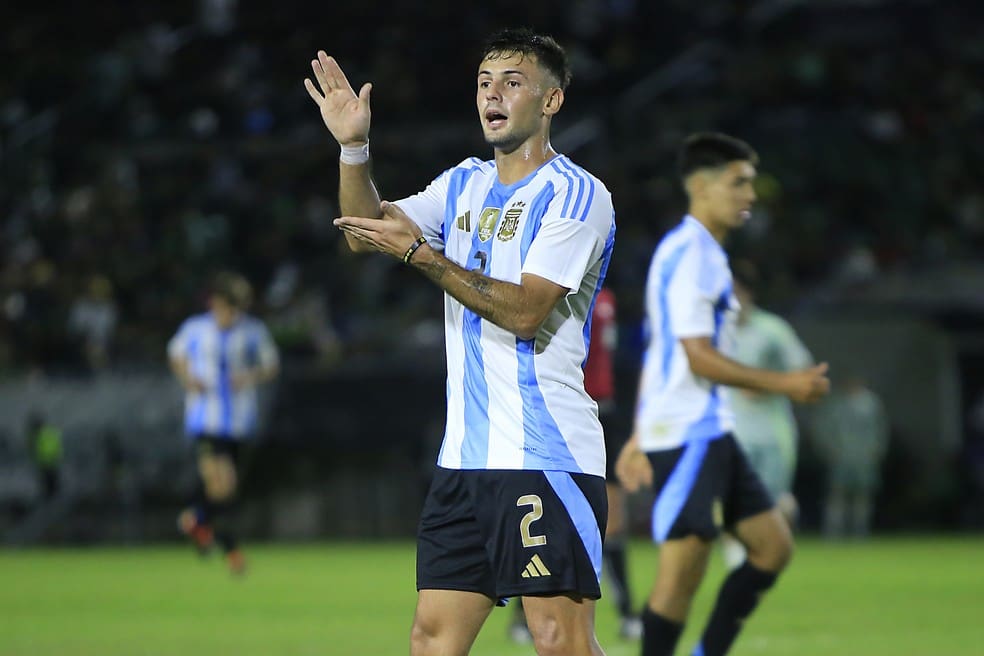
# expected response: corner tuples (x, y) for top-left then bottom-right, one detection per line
(683, 172), (703, 199)
(543, 87), (564, 117)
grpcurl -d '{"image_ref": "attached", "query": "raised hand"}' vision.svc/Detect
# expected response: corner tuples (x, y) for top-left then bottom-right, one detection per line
(783, 362), (830, 403)
(304, 51), (372, 146)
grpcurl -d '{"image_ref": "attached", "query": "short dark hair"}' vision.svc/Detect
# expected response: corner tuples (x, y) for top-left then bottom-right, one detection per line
(210, 271), (253, 310)
(678, 132), (759, 181)
(481, 28), (572, 90)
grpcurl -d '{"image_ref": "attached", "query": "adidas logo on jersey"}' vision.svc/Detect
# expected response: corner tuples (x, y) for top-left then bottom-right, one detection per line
(520, 554), (551, 578)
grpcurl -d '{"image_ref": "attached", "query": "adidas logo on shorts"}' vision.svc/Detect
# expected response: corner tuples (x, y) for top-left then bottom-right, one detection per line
(520, 554), (552, 578)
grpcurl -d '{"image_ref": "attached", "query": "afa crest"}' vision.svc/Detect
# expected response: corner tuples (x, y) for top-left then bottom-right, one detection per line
(497, 201), (525, 242)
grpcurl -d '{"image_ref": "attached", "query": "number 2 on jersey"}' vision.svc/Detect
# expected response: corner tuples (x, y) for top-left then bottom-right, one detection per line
(517, 494), (547, 547)
(471, 250), (488, 273)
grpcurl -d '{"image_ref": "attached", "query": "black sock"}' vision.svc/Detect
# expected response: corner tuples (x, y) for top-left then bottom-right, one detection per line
(696, 562), (778, 655)
(191, 478), (214, 525)
(641, 607), (684, 656)
(603, 541), (633, 617)
(209, 499), (239, 553)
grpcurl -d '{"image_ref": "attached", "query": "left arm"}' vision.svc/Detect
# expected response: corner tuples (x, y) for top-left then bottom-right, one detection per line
(411, 248), (566, 340)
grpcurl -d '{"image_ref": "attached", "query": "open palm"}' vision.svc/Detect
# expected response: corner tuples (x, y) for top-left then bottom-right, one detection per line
(304, 51), (371, 146)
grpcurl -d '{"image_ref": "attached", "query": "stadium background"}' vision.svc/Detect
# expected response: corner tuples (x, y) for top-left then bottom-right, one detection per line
(0, 1), (983, 653)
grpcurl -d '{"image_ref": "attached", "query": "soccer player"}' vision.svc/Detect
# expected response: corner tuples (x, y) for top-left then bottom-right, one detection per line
(615, 133), (830, 656)
(305, 28), (614, 656)
(510, 286), (642, 643)
(721, 260), (814, 568)
(167, 271), (279, 575)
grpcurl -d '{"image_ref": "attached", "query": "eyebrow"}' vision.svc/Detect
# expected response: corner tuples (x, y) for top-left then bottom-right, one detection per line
(477, 69), (529, 78)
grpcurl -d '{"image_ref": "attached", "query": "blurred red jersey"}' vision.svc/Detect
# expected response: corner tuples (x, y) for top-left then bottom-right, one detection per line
(584, 287), (616, 403)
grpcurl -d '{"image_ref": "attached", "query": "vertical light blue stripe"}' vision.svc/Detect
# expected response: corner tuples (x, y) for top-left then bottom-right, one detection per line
(652, 439), (710, 542)
(692, 644), (706, 656)
(459, 179), (511, 466)
(443, 161), (486, 245)
(544, 471), (603, 584)
(518, 182), (554, 265)
(460, 308), (490, 465)
(241, 327), (259, 435)
(218, 330), (233, 436)
(516, 340), (581, 471)
(658, 243), (689, 389)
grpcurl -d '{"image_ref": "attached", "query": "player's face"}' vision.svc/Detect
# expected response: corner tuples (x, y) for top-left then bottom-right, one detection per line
(209, 296), (240, 329)
(704, 160), (757, 230)
(476, 52), (559, 152)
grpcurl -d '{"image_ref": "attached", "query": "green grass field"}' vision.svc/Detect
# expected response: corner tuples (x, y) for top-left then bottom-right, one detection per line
(1, 536), (981, 655)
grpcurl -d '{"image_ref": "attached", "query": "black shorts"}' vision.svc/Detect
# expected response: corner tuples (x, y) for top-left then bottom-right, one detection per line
(647, 433), (773, 543)
(417, 467), (607, 602)
(192, 435), (244, 465)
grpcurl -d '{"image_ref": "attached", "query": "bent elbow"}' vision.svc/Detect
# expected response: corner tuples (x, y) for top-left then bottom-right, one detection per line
(513, 313), (547, 341)
(514, 327), (538, 341)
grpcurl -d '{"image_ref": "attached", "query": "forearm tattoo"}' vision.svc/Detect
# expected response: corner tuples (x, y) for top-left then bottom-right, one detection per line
(415, 252), (512, 328)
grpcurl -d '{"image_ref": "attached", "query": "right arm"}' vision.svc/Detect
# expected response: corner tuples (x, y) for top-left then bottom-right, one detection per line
(168, 355), (205, 394)
(664, 244), (829, 404)
(681, 336), (829, 403)
(167, 323), (206, 394)
(304, 51), (380, 252)
(615, 433), (653, 493)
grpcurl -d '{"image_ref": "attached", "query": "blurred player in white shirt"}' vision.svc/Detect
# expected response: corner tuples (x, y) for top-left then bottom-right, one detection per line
(617, 133), (829, 656)
(168, 271), (279, 574)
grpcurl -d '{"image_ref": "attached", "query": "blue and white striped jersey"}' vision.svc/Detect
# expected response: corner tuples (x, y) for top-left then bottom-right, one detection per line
(167, 313), (279, 439)
(635, 215), (739, 451)
(395, 155), (615, 477)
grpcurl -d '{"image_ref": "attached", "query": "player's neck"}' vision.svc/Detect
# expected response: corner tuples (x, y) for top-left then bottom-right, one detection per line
(688, 208), (729, 243)
(493, 136), (557, 185)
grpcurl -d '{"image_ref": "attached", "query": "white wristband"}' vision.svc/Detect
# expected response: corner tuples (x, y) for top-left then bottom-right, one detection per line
(339, 141), (369, 165)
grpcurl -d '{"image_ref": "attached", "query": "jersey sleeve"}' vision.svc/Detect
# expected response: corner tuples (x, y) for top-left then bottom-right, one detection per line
(521, 181), (613, 292)
(665, 243), (717, 338)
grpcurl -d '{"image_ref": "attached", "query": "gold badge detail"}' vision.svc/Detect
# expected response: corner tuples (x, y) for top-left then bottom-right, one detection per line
(477, 207), (501, 242)
(497, 201), (525, 242)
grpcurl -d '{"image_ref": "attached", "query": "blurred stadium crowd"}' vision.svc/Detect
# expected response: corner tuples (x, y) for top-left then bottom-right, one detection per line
(1, 0), (981, 374)
(2, 1), (983, 539)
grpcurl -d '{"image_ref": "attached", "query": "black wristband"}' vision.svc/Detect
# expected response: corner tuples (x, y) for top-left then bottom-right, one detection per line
(402, 236), (427, 264)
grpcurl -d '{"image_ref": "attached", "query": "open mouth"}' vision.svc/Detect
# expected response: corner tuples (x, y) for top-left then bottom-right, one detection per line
(484, 108), (508, 129)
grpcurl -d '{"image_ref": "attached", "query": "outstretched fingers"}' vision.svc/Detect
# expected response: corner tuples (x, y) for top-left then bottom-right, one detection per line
(317, 51), (355, 95)
(303, 77), (323, 103)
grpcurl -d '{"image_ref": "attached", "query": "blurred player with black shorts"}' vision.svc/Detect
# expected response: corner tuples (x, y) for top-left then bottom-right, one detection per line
(167, 272), (279, 575)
